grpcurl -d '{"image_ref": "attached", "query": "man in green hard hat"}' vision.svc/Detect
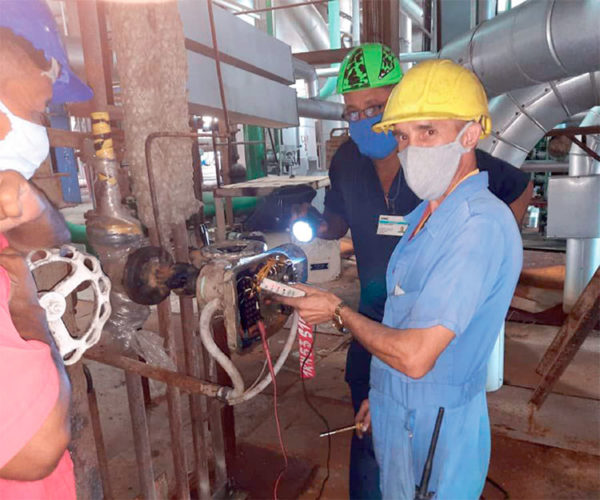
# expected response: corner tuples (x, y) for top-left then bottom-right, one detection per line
(312, 43), (532, 499)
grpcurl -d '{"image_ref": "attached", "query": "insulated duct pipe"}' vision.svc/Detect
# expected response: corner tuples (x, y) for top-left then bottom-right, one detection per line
(440, 0), (600, 98)
(319, 0), (341, 98)
(476, 0), (497, 24)
(563, 107), (600, 312)
(278, 0), (329, 51)
(282, 0), (340, 97)
(399, 12), (412, 73)
(297, 97), (344, 120)
(400, 0), (425, 31)
(351, 0), (360, 46)
(293, 57), (319, 98)
(478, 71), (600, 167)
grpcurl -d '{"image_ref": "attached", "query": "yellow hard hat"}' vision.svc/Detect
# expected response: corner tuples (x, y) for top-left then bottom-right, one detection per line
(373, 59), (492, 138)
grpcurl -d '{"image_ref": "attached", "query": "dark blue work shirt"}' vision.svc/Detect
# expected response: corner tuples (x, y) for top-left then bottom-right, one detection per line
(324, 139), (529, 385)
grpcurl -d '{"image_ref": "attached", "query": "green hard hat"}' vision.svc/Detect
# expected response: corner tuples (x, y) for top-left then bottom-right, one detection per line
(336, 43), (403, 94)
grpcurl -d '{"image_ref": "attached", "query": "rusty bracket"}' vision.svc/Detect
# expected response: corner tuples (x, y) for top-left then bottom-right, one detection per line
(568, 136), (600, 163)
(545, 125), (600, 162)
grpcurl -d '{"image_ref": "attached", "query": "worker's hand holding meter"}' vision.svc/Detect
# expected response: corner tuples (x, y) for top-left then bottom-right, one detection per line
(355, 399), (371, 439)
(272, 283), (342, 325)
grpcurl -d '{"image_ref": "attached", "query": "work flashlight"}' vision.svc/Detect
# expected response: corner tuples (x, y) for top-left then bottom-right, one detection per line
(291, 206), (323, 243)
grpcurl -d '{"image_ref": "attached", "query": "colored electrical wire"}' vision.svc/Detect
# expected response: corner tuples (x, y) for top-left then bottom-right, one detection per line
(257, 320), (288, 500)
(300, 326), (331, 500)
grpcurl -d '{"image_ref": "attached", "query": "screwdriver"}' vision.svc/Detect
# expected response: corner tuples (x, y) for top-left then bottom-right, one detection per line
(319, 422), (368, 438)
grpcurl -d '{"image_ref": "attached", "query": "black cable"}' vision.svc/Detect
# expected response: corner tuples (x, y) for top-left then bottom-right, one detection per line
(485, 476), (509, 499)
(300, 325), (331, 500)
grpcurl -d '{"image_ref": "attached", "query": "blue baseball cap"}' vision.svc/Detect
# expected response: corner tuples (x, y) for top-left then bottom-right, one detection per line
(0, 0), (93, 103)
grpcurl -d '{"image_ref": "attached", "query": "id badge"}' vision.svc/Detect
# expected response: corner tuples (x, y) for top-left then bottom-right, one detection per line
(377, 215), (408, 236)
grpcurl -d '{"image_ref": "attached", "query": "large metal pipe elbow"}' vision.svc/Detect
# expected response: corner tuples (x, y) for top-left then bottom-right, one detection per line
(479, 71), (600, 167)
(440, 0), (600, 97)
(293, 57), (319, 98)
(278, 0), (329, 52)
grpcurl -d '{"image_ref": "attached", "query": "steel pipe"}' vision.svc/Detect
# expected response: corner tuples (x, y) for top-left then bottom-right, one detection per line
(520, 161), (569, 174)
(293, 57), (319, 98)
(400, 0), (425, 30)
(351, 0), (360, 46)
(279, 0), (329, 51)
(440, 0), (600, 98)
(564, 107), (600, 312)
(85, 349), (225, 397)
(476, 0), (497, 24)
(398, 51), (437, 63)
(316, 66), (340, 77)
(297, 97), (344, 120)
(233, 0), (328, 15)
(125, 372), (157, 500)
(172, 224), (211, 500)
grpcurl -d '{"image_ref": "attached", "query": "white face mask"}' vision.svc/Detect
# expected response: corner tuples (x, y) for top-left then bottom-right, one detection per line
(398, 122), (472, 201)
(0, 99), (50, 180)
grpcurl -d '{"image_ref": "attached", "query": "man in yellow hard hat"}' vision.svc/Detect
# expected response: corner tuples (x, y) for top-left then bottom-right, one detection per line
(278, 59), (523, 498)
(307, 44), (532, 499)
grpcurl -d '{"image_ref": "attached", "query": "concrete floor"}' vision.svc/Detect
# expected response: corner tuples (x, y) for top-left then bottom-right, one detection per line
(85, 256), (600, 499)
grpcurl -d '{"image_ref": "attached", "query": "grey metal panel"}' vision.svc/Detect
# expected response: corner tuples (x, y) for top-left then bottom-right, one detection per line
(178, 0), (294, 84)
(547, 175), (600, 238)
(187, 52), (298, 128)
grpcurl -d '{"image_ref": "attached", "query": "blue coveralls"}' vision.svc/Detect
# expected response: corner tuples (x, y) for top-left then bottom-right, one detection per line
(369, 172), (522, 499)
(325, 141), (528, 499)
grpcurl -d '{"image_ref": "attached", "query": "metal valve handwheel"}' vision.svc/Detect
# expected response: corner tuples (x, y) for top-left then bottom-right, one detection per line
(27, 245), (112, 365)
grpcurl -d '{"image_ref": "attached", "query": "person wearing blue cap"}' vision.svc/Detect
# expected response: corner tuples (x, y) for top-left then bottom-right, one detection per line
(0, 0), (93, 180)
(0, 2), (92, 498)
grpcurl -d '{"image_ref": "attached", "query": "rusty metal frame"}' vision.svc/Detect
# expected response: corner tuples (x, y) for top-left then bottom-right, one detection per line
(85, 349), (226, 398)
(72, 2), (250, 497)
(545, 125), (600, 162)
(232, 0), (329, 16)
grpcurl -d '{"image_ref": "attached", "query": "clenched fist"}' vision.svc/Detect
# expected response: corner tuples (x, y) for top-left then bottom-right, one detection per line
(0, 170), (45, 233)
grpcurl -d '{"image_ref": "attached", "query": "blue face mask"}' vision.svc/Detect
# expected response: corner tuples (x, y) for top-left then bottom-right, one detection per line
(348, 114), (398, 159)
